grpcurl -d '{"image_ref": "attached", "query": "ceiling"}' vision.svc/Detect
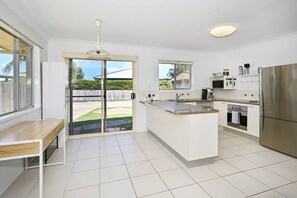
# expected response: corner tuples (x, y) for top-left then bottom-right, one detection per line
(2, 0), (297, 52)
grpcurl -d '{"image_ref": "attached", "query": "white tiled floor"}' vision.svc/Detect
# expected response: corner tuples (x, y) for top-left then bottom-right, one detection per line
(2, 127), (297, 198)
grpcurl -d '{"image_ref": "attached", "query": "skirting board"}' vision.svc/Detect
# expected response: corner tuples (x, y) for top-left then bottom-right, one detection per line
(147, 129), (216, 168)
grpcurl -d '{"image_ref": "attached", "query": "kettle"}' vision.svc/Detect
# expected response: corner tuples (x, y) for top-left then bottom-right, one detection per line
(238, 66), (243, 75)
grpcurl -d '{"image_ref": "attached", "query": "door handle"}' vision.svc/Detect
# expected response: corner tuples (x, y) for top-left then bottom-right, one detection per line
(131, 93), (136, 99)
(261, 116), (264, 131)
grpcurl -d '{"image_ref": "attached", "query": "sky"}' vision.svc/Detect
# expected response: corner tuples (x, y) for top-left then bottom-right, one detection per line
(0, 54), (14, 75)
(0, 54), (27, 76)
(1, 54), (172, 80)
(159, 63), (174, 79)
(73, 59), (133, 80)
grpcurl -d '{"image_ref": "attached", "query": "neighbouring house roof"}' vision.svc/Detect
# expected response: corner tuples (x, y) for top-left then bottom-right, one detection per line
(0, 74), (13, 79)
(170, 72), (190, 81)
(93, 68), (132, 80)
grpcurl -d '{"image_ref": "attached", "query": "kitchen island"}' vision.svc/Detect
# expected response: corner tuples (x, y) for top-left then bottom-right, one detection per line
(141, 100), (219, 167)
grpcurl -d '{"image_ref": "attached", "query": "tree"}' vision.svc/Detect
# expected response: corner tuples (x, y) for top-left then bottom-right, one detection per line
(71, 62), (85, 80)
(75, 66), (85, 80)
(2, 61), (13, 74)
(167, 64), (190, 79)
(159, 80), (171, 89)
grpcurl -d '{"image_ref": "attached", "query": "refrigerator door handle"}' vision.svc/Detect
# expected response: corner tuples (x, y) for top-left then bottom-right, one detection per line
(259, 67), (264, 133)
(261, 116), (264, 131)
(259, 67), (264, 116)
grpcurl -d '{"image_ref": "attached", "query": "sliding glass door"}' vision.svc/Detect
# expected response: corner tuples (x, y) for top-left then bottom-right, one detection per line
(105, 61), (134, 132)
(69, 59), (135, 135)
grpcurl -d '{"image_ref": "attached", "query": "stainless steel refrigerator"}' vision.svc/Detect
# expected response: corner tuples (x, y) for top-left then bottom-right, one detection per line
(260, 64), (297, 157)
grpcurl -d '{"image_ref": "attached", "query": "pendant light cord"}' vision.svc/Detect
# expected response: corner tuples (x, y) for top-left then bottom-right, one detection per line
(96, 19), (101, 46)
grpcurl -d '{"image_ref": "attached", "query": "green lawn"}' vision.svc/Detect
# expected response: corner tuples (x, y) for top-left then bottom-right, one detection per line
(75, 108), (132, 122)
(72, 107), (133, 134)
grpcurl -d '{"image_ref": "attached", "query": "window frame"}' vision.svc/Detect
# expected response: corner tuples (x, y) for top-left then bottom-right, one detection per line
(159, 60), (193, 90)
(0, 27), (33, 117)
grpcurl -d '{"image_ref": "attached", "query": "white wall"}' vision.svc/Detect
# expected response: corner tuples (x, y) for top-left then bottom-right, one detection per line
(0, 29), (43, 197)
(48, 38), (221, 131)
(221, 32), (297, 72)
(0, 1), (48, 60)
(0, 47), (41, 194)
(213, 33), (297, 100)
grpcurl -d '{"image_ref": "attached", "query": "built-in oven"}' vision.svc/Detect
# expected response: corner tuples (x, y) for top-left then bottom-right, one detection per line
(227, 104), (247, 131)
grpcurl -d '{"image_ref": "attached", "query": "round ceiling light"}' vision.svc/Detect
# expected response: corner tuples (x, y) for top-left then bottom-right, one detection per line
(210, 25), (236, 38)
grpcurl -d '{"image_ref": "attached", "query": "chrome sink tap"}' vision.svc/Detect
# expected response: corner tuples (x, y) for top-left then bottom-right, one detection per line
(175, 93), (184, 102)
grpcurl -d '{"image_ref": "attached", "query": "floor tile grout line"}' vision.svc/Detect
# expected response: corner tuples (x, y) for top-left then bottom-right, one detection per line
(62, 138), (82, 197)
(261, 162), (297, 182)
(132, 133), (176, 198)
(220, 146), (293, 161)
(246, 189), (284, 198)
(221, 171), (271, 197)
(25, 139), (80, 198)
(147, 130), (294, 198)
(143, 132), (216, 198)
(214, 131), (296, 196)
(115, 134), (138, 198)
(137, 190), (173, 198)
(5, 131), (297, 198)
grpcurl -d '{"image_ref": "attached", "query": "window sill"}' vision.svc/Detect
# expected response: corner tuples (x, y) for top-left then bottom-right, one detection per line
(0, 107), (41, 125)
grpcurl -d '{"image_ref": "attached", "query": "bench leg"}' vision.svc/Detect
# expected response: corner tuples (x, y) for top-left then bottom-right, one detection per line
(39, 141), (43, 198)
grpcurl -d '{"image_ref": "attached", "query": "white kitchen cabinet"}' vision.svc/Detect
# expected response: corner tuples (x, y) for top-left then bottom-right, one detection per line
(213, 102), (227, 127)
(247, 105), (260, 137)
(220, 103), (228, 127)
(214, 101), (259, 137)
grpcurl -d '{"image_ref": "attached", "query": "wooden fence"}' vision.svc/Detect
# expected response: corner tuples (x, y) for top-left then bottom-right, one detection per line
(0, 82), (14, 114)
(72, 90), (132, 101)
(0, 82), (31, 114)
(0, 82), (132, 114)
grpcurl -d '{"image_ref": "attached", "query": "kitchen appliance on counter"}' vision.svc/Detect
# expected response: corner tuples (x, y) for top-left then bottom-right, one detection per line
(244, 63), (250, 75)
(260, 64), (297, 157)
(227, 104), (247, 131)
(210, 76), (237, 89)
(238, 66), (243, 75)
(223, 69), (229, 76)
(201, 88), (214, 100)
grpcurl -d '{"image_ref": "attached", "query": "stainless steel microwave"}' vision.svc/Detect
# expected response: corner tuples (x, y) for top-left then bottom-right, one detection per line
(210, 76), (237, 89)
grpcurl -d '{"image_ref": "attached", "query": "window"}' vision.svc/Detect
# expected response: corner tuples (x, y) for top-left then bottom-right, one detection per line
(159, 60), (192, 90)
(0, 28), (33, 116)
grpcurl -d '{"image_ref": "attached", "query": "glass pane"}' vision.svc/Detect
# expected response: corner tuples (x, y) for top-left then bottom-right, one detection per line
(175, 64), (191, 89)
(159, 63), (174, 89)
(105, 61), (133, 133)
(71, 59), (102, 135)
(0, 29), (15, 115)
(19, 41), (32, 109)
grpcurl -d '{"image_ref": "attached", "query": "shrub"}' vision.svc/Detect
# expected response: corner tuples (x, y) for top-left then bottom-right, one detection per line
(72, 79), (133, 90)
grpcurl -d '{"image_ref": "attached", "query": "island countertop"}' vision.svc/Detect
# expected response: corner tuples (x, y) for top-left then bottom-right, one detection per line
(140, 100), (219, 115)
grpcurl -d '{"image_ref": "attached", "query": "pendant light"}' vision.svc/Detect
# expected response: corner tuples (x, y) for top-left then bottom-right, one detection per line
(87, 19), (110, 59)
